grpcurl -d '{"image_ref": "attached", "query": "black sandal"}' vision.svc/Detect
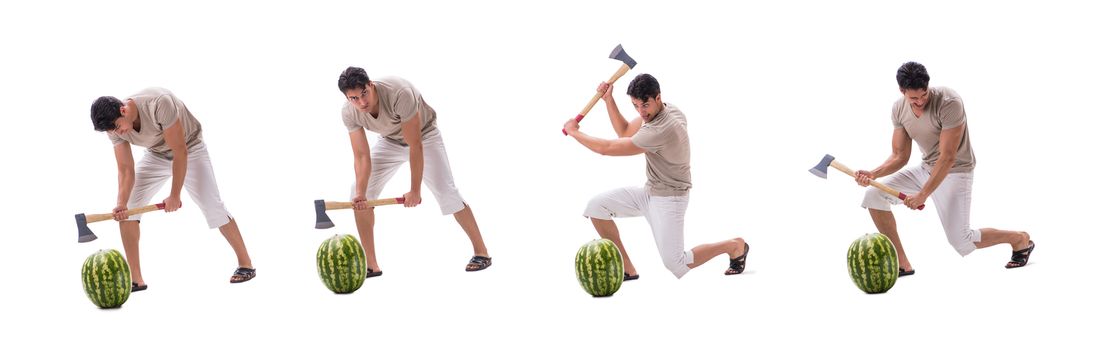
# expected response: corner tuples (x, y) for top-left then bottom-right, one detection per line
(131, 282), (148, 292)
(898, 268), (915, 277)
(230, 267), (256, 283)
(1006, 241), (1035, 269)
(366, 268), (383, 278)
(725, 243), (750, 275)
(466, 256), (492, 272)
(623, 272), (640, 281)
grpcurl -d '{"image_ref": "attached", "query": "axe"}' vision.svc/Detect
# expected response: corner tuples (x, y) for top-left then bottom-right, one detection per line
(809, 154), (924, 210)
(563, 44), (638, 135)
(75, 203), (168, 243)
(314, 197), (406, 229)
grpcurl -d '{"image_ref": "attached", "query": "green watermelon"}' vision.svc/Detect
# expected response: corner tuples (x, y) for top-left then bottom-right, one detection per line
(847, 233), (899, 294)
(81, 249), (131, 309)
(317, 234), (367, 294)
(575, 239), (624, 297)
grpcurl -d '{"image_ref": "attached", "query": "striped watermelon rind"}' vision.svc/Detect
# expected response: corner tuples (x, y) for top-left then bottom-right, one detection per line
(81, 249), (132, 309)
(316, 234), (367, 294)
(575, 239), (624, 297)
(847, 233), (899, 294)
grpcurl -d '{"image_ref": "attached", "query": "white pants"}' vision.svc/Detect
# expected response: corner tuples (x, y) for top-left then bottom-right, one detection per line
(125, 144), (232, 229)
(350, 130), (467, 215)
(862, 165), (981, 256)
(584, 186), (694, 278)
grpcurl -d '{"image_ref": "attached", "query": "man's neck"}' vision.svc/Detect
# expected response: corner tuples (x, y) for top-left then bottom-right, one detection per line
(648, 104), (664, 122)
(128, 99), (142, 130)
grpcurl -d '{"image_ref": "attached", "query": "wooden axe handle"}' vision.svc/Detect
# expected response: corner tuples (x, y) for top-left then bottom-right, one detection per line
(830, 160), (925, 210)
(563, 63), (634, 135)
(324, 197), (405, 210)
(84, 203), (166, 223)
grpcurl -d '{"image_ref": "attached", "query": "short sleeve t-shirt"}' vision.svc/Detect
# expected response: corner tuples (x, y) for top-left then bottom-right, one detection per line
(108, 87), (203, 157)
(341, 77), (438, 145)
(891, 86), (975, 172)
(631, 103), (691, 196)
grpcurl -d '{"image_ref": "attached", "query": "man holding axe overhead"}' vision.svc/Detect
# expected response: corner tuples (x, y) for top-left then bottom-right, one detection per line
(563, 74), (749, 280)
(854, 62), (1034, 275)
(337, 67), (491, 276)
(89, 88), (256, 292)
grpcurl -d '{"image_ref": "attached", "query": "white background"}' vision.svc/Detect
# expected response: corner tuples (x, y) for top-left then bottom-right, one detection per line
(1, 0), (1094, 348)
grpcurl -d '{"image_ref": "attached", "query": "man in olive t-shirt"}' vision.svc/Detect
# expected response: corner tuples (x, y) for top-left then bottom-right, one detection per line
(337, 67), (491, 275)
(854, 62), (1034, 274)
(563, 74), (749, 280)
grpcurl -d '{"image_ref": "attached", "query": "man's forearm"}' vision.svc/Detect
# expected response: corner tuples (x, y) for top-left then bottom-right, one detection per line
(873, 155), (907, 178)
(571, 130), (611, 155)
(116, 170), (134, 206)
(354, 155), (371, 196)
(920, 155), (956, 195)
(169, 153), (187, 197)
(605, 99), (629, 137)
(408, 145), (423, 193)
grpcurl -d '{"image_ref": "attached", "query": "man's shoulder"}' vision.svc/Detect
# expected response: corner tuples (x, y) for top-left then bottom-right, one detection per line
(375, 76), (414, 90)
(890, 97), (909, 119)
(129, 87), (178, 109)
(131, 87), (173, 99)
(341, 101), (360, 118)
(641, 104), (688, 135)
(662, 102), (681, 113)
(933, 86), (963, 102)
(661, 103), (687, 121)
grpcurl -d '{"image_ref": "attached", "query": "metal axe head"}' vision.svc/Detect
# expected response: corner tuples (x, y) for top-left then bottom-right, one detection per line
(75, 214), (98, 243)
(609, 44), (637, 69)
(809, 154), (835, 179)
(314, 200), (334, 229)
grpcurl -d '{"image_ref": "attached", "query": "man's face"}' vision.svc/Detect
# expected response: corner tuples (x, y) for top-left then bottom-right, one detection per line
(345, 84), (376, 112)
(112, 105), (136, 135)
(902, 88), (929, 109)
(631, 94), (662, 122)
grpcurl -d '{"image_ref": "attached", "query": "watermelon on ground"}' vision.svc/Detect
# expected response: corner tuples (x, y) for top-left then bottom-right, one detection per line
(575, 239), (624, 297)
(847, 233), (899, 294)
(81, 249), (132, 309)
(317, 234), (368, 294)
